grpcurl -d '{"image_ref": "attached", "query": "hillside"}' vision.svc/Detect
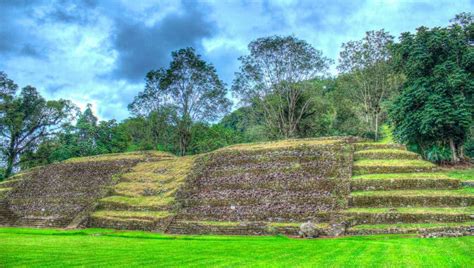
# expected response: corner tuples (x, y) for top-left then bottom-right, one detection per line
(0, 137), (473, 237)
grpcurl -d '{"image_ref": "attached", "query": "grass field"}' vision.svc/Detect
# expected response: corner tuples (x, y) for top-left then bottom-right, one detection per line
(0, 228), (473, 267)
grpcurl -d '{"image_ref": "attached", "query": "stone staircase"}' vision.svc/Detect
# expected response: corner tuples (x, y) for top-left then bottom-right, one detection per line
(344, 142), (474, 236)
(88, 154), (191, 231)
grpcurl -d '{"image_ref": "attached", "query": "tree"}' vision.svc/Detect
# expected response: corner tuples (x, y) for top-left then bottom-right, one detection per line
(129, 48), (231, 155)
(0, 72), (75, 178)
(338, 30), (403, 141)
(389, 13), (473, 162)
(232, 35), (332, 138)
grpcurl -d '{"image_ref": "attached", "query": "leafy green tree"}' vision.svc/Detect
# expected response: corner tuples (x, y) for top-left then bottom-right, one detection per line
(188, 123), (242, 154)
(130, 48), (231, 155)
(389, 13), (473, 162)
(338, 30), (403, 141)
(232, 35), (332, 138)
(0, 72), (75, 178)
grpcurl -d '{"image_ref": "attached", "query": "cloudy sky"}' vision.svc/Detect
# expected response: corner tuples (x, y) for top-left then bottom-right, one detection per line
(1, 0), (471, 120)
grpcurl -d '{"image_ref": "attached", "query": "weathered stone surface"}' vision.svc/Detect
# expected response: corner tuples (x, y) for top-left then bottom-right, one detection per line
(299, 221), (319, 238)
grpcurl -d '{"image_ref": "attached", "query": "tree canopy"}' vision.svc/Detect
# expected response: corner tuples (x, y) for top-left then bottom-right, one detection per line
(389, 14), (473, 162)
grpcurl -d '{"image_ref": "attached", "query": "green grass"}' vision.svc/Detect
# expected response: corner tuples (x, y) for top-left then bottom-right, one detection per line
(91, 210), (172, 220)
(0, 227), (473, 267)
(445, 168), (474, 182)
(343, 207), (474, 214)
(351, 188), (474, 196)
(354, 149), (420, 160)
(99, 195), (174, 208)
(351, 221), (474, 230)
(378, 125), (395, 144)
(352, 172), (450, 180)
(354, 159), (435, 167)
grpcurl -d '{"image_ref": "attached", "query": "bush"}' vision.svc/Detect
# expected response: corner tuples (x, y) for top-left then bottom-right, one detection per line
(424, 145), (451, 163)
(464, 139), (474, 159)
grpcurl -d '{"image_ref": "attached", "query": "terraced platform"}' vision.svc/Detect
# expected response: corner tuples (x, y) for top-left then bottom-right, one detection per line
(0, 137), (472, 237)
(347, 143), (474, 235)
(168, 138), (354, 235)
(0, 152), (167, 228)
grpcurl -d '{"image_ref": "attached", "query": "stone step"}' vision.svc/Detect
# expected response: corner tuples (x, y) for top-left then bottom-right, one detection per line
(14, 216), (69, 228)
(349, 190), (474, 207)
(342, 207), (474, 225)
(353, 143), (406, 151)
(197, 176), (349, 192)
(0, 178), (22, 189)
(88, 210), (174, 231)
(351, 177), (460, 191)
(166, 220), (307, 236)
(182, 190), (339, 207)
(0, 188), (11, 199)
(354, 149), (420, 160)
(353, 160), (437, 175)
(97, 196), (172, 211)
(178, 205), (334, 222)
(0, 200), (16, 226)
(346, 222), (474, 236)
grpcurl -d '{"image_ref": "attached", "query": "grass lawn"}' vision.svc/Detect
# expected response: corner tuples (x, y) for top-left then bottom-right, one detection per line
(0, 228), (473, 267)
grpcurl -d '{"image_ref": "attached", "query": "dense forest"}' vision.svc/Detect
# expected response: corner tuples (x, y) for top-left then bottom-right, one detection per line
(0, 13), (472, 179)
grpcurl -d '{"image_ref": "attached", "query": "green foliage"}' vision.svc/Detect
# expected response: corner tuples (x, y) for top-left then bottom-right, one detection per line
(465, 138), (474, 158)
(129, 48), (231, 155)
(389, 15), (473, 162)
(232, 35), (332, 138)
(424, 145), (452, 163)
(0, 72), (75, 177)
(20, 105), (131, 169)
(338, 30), (403, 141)
(188, 123), (243, 154)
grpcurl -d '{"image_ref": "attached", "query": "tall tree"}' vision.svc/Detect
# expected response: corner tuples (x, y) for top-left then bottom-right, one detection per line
(338, 30), (403, 141)
(232, 36), (332, 138)
(389, 13), (473, 162)
(129, 48), (231, 155)
(0, 72), (75, 178)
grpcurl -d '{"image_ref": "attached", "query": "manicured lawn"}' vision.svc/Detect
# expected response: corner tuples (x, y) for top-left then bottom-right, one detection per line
(0, 228), (473, 267)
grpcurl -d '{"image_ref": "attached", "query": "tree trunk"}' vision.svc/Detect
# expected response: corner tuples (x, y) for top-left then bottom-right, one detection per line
(5, 153), (15, 178)
(449, 138), (459, 163)
(374, 113), (379, 142)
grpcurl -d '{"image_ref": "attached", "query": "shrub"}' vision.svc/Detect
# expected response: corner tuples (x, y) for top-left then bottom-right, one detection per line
(424, 145), (451, 164)
(464, 139), (474, 159)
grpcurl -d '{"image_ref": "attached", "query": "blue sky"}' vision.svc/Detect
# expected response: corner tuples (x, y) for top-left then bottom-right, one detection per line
(1, 0), (472, 120)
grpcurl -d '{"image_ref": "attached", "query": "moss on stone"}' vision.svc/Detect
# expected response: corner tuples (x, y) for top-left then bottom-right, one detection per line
(343, 207), (474, 214)
(91, 210), (172, 220)
(351, 221), (474, 230)
(64, 151), (173, 163)
(351, 188), (474, 197)
(352, 172), (450, 180)
(354, 149), (420, 160)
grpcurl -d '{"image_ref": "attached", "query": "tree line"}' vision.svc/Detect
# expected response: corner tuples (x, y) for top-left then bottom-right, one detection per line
(0, 12), (472, 179)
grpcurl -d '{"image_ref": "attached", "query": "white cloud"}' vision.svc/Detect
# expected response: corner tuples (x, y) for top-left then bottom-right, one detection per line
(1, 0), (472, 120)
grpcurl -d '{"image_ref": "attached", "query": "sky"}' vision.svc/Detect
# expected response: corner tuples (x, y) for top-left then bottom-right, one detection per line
(1, 0), (472, 121)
